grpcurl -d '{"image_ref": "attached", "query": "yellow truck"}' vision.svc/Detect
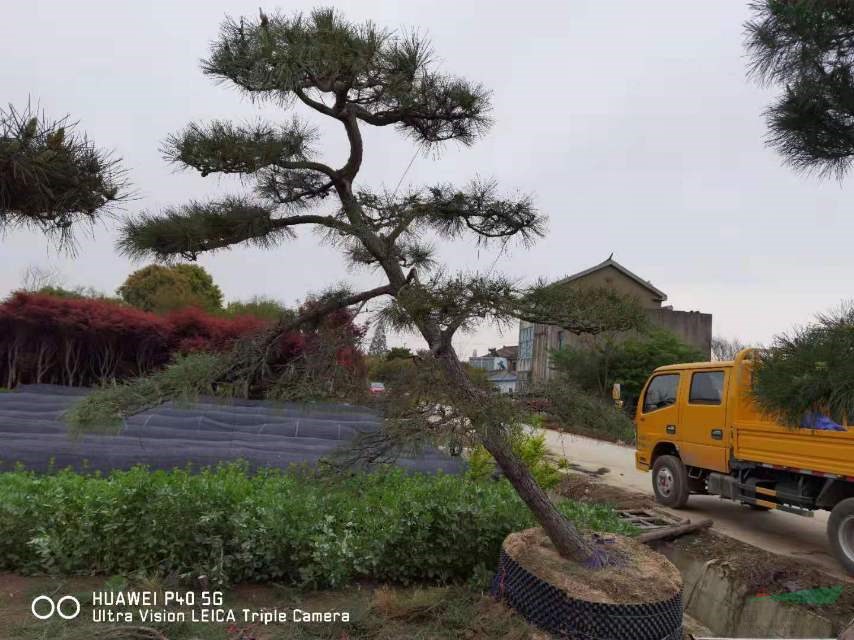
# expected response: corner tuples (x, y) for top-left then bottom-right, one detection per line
(634, 349), (854, 575)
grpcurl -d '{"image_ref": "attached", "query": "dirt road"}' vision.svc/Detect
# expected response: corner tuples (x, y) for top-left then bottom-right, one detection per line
(543, 429), (852, 582)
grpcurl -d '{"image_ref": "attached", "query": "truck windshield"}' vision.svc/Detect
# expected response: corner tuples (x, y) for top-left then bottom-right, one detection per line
(643, 374), (679, 413)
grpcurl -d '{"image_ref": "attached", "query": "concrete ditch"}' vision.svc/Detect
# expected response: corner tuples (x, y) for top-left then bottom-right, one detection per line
(556, 471), (852, 637)
(658, 543), (841, 638)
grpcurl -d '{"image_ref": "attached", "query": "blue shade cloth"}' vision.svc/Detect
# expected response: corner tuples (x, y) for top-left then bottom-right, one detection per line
(0, 384), (465, 474)
(801, 412), (846, 431)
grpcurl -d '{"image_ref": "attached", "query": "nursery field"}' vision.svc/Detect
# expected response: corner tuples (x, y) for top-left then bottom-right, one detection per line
(0, 466), (634, 585)
(0, 384), (462, 475)
(0, 467), (633, 639)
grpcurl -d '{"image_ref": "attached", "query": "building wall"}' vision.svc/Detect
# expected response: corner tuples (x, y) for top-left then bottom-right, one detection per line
(516, 269), (711, 389)
(648, 308), (712, 359)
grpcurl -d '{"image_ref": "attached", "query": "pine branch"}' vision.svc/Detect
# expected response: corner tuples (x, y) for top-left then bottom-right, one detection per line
(765, 70), (854, 177)
(0, 103), (128, 247)
(164, 119), (326, 177)
(379, 273), (647, 348)
(745, 1), (854, 176)
(220, 282), (395, 391)
(118, 197), (354, 261)
(412, 179), (544, 245)
(200, 8), (491, 147)
(516, 282), (649, 335)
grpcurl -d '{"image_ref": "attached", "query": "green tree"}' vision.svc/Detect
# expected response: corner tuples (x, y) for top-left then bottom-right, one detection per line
(0, 103), (126, 244)
(368, 320), (388, 356)
(116, 9), (645, 563)
(33, 285), (119, 302)
(118, 263), (223, 313)
(386, 346), (412, 361)
(551, 329), (704, 409)
(223, 296), (292, 322)
(745, 1), (854, 176)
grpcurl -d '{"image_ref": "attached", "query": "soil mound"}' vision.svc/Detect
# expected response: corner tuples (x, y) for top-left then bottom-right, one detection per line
(503, 527), (682, 605)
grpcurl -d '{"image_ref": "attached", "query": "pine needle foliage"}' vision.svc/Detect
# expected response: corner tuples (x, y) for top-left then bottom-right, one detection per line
(752, 302), (854, 426)
(116, 7), (648, 564)
(0, 103), (127, 245)
(119, 197), (289, 262)
(65, 352), (228, 431)
(745, 1), (854, 177)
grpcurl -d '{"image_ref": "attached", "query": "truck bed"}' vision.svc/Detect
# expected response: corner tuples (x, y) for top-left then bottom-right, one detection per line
(734, 421), (854, 478)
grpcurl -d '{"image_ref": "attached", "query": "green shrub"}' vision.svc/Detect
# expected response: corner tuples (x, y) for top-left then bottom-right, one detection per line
(0, 465), (634, 587)
(367, 356), (413, 386)
(543, 382), (636, 443)
(551, 329), (705, 409)
(466, 427), (562, 489)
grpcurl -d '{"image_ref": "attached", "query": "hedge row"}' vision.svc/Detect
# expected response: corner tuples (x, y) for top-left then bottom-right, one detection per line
(0, 465), (634, 587)
(0, 293), (362, 388)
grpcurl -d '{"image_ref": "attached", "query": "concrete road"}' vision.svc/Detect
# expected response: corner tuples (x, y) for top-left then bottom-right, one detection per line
(543, 429), (852, 582)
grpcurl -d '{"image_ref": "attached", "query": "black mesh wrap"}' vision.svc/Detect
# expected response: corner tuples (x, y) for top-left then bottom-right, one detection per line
(491, 550), (683, 639)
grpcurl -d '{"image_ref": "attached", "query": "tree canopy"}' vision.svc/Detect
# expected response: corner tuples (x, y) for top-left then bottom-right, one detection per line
(551, 329), (705, 409)
(745, 1), (854, 176)
(744, 4), (854, 427)
(223, 296), (293, 322)
(0, 103), (126, 244)
(118, 264), (223, 314)
(115, 8), (646, 565)
(753, 303), (854, 426)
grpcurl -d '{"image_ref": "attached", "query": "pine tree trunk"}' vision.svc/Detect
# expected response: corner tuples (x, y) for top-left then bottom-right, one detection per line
(435, 347), (595, 564)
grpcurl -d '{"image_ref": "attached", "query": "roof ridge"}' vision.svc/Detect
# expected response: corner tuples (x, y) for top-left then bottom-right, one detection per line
(553, 257), (667, 302)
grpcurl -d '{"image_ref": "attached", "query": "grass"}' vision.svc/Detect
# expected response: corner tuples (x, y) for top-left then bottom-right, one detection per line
(539, 383), (636, 445)
(0, 574), (539, 640)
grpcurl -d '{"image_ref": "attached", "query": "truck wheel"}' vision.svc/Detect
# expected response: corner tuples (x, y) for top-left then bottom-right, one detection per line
(652, 455), (690, 508)
(828, 498), (854, 576)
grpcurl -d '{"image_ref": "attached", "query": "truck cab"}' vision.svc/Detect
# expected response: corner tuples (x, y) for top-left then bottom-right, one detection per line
(634, 349), (854, 575)
(635, 360), (732, 477)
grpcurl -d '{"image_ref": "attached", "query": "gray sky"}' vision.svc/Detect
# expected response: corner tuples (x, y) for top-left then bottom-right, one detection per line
(2, 1), (849, 355)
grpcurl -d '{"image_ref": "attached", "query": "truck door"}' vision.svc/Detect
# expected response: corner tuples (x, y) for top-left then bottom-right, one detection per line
(679, 369), (730, 472)
(637, 372), (682, 450)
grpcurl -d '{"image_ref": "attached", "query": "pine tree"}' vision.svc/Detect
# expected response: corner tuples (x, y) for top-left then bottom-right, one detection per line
(745, 1), (854, 176)
(118, 9), (645, 563)
(368, 320), (388, 357)
(753, 303), (854, 426)
(0, 103), (127, 245)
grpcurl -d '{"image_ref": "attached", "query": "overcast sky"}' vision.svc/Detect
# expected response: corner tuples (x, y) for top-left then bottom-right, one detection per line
(2, 1), (849, 356)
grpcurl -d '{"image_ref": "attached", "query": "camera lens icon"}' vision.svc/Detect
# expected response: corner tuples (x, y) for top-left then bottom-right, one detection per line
(31, 595), (81, 620)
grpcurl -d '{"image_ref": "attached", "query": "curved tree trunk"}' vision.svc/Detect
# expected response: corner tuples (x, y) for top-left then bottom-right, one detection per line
(433, 344), (595, 564)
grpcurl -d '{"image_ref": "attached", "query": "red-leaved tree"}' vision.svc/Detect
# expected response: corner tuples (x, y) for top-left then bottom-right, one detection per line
(0, 293), (364, 388)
